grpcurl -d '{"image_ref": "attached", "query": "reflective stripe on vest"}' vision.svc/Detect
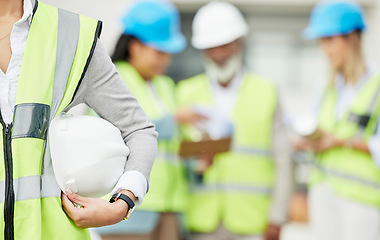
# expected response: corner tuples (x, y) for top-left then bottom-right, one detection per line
(50, 9), (80, 119)
(356, 76), (380, 137)
(190, 183), (273, 195)
(366, 78), (380, 114)
(232, 145), (272, 157)
(0, 175), (60, 203)
(313, 163), (380, 189)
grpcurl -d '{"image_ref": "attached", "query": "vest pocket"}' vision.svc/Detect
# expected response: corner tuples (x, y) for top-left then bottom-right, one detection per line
(12, 103), (50, 140)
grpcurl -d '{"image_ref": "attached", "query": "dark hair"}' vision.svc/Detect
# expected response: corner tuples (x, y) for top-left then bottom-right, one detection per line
(353, 30), (363, 39)
(111, 34), (137, 63)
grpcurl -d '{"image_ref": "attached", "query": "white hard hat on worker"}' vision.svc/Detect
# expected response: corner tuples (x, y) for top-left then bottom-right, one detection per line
(49, 113), (130, 198)
(191, 1), (248, 50)
(192, 2), (248, 84)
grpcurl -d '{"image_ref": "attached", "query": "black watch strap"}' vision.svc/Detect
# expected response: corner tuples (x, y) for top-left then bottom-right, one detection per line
(110, 193), (135, 209)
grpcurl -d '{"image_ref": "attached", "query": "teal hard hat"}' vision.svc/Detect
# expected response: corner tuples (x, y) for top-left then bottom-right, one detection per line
(121, 0), (186, 54)
(303, 0), (366, 39)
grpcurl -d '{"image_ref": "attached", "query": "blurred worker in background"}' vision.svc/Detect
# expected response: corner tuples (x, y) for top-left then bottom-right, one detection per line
(176, 2), (293, 240)
(94, 1), (188, 240)
(294, 1), (380, 240)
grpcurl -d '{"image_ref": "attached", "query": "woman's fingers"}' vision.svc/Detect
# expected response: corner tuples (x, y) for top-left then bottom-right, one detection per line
(65, 188), (87, 206)
(61, 192), (77, 220)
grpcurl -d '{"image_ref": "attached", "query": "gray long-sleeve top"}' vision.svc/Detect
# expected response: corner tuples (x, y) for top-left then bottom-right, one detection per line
(64, 41), (158, 204)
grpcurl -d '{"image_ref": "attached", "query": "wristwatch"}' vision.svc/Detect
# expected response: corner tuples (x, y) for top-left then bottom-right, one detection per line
(109, 192), (135, 220)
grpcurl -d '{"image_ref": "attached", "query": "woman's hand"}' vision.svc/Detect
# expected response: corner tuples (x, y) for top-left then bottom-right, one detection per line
(194, 152), (215, 174)
(174, 107), (207, 126)
(292, 136), (319, 152)
(62, 189), (131, 228)
(292, 131), (343, 153)
(293, 131), (370, 154)
(314, 131), (344, 152)
(264, 223), (281, 240)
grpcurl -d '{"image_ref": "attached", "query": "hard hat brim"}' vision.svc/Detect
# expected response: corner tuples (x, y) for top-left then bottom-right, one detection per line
(302, 26), (365, 40)
(143, 32), (187, 54)
(191, 27), (248, 50)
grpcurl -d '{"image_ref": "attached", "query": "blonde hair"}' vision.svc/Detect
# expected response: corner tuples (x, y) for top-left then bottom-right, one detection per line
(328, 31), (366, 87)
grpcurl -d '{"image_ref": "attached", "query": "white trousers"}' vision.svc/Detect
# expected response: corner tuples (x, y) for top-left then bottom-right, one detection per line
(190, 224), (263, 240)
(309, 184), (380, 240)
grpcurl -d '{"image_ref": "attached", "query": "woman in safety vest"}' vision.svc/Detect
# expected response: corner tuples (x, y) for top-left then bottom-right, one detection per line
(94, 1), (188, 240)
(294, 1), (380, 240)
(0, 0), (157, 239)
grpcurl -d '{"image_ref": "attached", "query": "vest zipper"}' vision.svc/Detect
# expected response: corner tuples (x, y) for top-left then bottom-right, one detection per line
(0, 112), (14, 240)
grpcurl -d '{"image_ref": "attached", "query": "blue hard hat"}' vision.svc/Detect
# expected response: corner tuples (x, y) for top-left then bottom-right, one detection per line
(303, 0), (366, 39)
(121, 0), (187, 54)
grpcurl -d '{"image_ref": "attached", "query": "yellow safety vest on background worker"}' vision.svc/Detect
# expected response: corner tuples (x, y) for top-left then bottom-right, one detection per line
(115, 62), (187, 213)
(177, 72), (277, 235)
(0, 2), (101, 239)
(310, 72), (380, 207)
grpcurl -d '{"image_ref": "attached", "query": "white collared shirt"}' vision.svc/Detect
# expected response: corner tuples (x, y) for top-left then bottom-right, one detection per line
(208, 68), (245, 118)
(0, 0), (33, 124)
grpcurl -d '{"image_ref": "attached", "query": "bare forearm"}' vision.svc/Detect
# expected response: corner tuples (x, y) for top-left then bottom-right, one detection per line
(338, 138), (370, 154)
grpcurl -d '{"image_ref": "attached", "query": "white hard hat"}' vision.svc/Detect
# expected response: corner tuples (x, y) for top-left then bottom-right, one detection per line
(49, 113), (130, 198)
(191, 1), (249, 49)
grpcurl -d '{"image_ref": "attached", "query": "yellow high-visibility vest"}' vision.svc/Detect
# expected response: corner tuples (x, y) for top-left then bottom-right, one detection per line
(0, 2), (101, 239)
(310, 72), (380, 207)
(177, 72), (277, 235)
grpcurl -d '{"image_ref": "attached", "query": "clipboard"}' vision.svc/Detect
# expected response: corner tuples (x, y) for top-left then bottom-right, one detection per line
(179, 137), (232, 158)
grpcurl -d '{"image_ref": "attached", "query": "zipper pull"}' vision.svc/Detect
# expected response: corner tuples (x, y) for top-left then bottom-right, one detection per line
(5, 124), (12, 138)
